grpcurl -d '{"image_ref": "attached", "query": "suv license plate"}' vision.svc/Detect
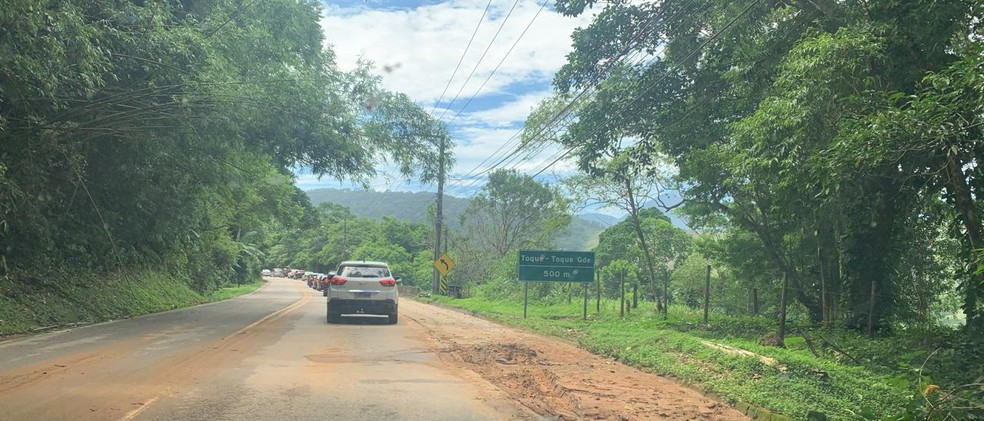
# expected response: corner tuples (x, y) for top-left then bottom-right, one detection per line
(355, 292), (373, 298)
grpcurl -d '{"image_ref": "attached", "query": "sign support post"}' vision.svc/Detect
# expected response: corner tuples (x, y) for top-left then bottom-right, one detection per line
(582, 283), (588, 320)
(523, 281), (529, 319)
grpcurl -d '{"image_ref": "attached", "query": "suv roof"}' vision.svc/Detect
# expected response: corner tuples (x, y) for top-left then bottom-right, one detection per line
(337, 260), (388, 267)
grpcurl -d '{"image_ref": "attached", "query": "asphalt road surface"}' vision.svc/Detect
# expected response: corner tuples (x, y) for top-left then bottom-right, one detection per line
(0, 278), (535, 420)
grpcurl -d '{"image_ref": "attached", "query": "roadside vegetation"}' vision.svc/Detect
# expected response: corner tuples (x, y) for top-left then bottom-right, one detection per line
(0, 1), (449, 331)
(3, 0), (981, 419)
(0, 271), (264, 336)
(427, 296), (970, 420)
(422, 0), (980, 419)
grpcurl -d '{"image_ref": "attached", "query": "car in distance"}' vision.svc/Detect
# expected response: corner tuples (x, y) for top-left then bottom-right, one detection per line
(320, 271), (336, 296)
(326, 261), (398, 324)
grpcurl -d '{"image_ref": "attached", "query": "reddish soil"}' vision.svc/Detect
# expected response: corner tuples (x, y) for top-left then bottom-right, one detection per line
(402, 299), (749, 421)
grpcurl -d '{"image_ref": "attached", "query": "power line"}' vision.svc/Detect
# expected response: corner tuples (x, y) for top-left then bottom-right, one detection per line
(442, 0), (550, 127)
(446, 0), (701, 197)
(445, 40), (648, 196)
(434, 0), (524, 122)
(429, 0), (495, 116)
(446, 0), (703, 195)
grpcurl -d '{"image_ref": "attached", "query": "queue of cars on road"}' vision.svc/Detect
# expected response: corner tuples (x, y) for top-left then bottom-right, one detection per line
(262, 262), (399, 325)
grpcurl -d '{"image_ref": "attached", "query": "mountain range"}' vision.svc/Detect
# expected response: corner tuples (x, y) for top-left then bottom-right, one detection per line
(304, 188), (617, 250)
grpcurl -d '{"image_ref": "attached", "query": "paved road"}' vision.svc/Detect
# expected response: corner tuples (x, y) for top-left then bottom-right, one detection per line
(0, 278), (534, 420)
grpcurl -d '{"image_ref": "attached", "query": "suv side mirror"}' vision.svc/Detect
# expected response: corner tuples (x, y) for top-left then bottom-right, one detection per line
(394, 277), (402, 283)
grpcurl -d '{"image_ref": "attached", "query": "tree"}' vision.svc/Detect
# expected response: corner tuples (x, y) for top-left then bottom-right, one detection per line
(548, 0), (980, 331)
(347, 61), (455, 186)
(827, 44), (984, 331)
(461, 169), (570, 257)
(566, 146), (683, 312)
(594, 207), (691, 309)
(0, 0), (450, 295)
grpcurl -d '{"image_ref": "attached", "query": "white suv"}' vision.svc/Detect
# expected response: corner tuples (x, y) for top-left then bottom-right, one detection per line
(326, 261), (399, 324)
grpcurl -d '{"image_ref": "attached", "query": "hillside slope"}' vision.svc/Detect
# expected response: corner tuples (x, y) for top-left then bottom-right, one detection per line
(304, 188), (609, 250)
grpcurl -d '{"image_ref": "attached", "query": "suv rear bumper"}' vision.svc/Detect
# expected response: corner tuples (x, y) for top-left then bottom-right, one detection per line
(328, 298), (397, 315)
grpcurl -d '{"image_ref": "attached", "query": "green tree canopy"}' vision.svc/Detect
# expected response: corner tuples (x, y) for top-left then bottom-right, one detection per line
(0, 0), (449, 293)
(461, 169), (571, 257)
(548, 0), (982, 332)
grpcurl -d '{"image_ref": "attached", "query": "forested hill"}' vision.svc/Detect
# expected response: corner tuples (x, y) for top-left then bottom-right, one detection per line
(306, 189), (470, 223)
(305, 188), (612, 250)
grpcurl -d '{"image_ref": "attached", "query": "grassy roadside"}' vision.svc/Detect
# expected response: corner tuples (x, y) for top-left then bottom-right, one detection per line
(0, 271), (265, 337)
(425, 296), (915, 421)
(206, 280), (266, 301)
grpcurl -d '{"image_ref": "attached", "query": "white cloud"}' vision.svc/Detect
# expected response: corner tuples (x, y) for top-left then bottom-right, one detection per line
(313, 0), (594, 195)
(457, 89), (551, 127)
(320, 0), (592, 105)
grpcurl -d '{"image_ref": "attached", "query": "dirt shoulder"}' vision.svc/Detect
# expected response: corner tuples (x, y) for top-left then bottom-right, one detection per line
(402, 299), (748, 421)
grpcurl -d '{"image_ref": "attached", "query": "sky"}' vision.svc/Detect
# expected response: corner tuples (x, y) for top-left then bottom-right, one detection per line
(294, 0), (597, 198)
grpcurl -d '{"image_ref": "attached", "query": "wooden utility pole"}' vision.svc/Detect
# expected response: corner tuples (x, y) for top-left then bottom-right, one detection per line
(443, 224), (449, 254)
(432, 138), (446, 295)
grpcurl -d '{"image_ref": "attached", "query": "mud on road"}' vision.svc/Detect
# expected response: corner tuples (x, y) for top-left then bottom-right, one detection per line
(402, 300), (748, 421)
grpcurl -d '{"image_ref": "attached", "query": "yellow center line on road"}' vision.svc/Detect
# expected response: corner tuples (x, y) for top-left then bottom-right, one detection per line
(226, 280), (313, 339)
(120, 396), (159, 421)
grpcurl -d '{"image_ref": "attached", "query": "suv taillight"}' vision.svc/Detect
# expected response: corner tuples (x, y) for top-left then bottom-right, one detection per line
(330, 276), (346, 286)
(379, 278), (396, 287)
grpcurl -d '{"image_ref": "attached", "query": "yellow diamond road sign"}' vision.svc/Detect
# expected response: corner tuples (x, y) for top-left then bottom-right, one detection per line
(434, 253), (455, 276)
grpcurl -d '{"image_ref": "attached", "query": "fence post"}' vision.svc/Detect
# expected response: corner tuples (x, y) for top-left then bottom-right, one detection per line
(582, 282), (588, 320)
(778, 272), (788, 347)
(868, 280), (877, 337)
(620, 268), (625, 318)
(703, 264), (711, 326)
(751, 288), (759, 316)
(596, 270), (601, 312)
(663, 268), (670, 320)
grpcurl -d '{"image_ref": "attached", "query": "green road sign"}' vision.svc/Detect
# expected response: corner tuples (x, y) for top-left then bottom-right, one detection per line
(518, 250), (595, 282)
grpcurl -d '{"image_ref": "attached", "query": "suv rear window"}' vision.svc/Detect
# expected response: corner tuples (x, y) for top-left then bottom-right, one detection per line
(340, 266), (390, 278)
